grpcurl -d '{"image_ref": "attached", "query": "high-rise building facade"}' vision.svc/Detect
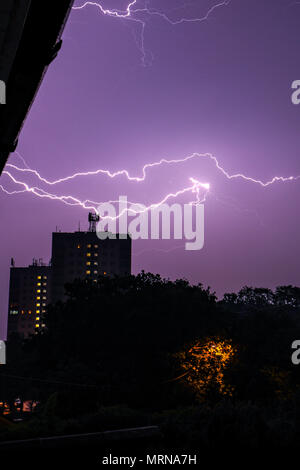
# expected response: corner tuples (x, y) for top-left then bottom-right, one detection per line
(7, 215), (132, 337)
(51, 231), (132, 303)
(7, 260), (51, 338)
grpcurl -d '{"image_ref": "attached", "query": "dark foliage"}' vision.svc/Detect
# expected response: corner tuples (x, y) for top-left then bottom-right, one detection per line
(1, 272), (300, 449)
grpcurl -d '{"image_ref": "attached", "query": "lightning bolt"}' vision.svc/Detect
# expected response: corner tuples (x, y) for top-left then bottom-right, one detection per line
(2, 171), (99, 210)
(100, 177), (209, 222)
(2, 149), (300, 226)
(1, 149), (299, 263)
(5, 152), (300, 187)
(72, 0), (231, 65)
(73, 0), (138, 17)
(132, 0), (231, 25)
(1, 1), (294, 258)
(72, 0), (231, 24)
(73, 0), (149, 64)
(2, 164), (210, 219)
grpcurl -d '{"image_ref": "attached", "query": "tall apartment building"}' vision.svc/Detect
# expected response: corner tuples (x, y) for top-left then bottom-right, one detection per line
(7, 259), (51, 338)
(7, 215), (132, 337)
(51, 230), (131, 303)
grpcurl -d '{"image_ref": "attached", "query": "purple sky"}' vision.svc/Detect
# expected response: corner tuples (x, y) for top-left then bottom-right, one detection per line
(1, 0), (300, 338)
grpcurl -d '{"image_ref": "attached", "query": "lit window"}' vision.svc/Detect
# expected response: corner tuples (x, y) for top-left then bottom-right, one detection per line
(37, 276), (41, 279)
(36, 310), (40, 314)
(36, 296), (40, 300)
(43, 276), (47, 279)
(94, 270), (98, 274)
(37, 283), (41, 286)
(94, 262), (98, 265)
(86, 270), (91, 275)
(37, 290), (41, 293)
(36, 317), (40, 321)
(21, 310), (24, 314)
(42, 303), (46, 307)
(94, 245), (98, 248)
(86, 261), (91, 266)
(87, 253), (91, 257)
(94, 253), (98, 257)
(35, 324), (40, 328)
(43, 282), (47, 286)
(77, 244), (81, 249)
(42, 296), (47, 300)
(87, 244), (91, 248)
(43, 289), (46, 293)
(42, 310), (46, 313)
(104, 272), (107, 275)
(28, 310), (32, 314)
(36, 303), (40, 307)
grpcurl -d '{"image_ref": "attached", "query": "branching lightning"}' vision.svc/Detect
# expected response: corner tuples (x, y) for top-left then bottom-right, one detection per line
(72, 0), (231, 24)
(72, 0), (231, 65)
(1, 150), (300, 224)
(2, 160), (210, 219)
(73, 0), (138, 17)
(5, 152), (300, 187)
(132, 1), (231, 25)
(1, 2), (299, 229)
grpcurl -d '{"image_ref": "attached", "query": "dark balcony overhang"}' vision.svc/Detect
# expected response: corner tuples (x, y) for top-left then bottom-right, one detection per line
(0, 0), (74, 174)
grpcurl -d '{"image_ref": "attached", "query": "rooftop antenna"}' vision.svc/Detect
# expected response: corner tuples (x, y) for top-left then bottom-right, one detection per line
(11, 258), (15, 267)
(78, 221), (81, 232)
(88, 212), (100, 232)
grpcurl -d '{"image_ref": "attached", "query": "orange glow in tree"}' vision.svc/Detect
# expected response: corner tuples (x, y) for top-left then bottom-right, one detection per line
(175, 337), (236, 400)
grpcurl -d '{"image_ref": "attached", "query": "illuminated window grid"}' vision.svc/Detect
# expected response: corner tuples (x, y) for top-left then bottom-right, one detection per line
(36, 277), (43, 327)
